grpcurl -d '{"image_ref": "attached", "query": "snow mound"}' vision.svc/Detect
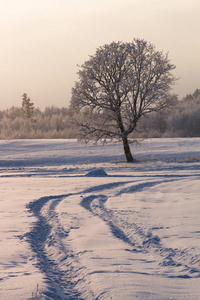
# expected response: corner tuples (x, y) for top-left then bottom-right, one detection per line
(85, 168), (108, 177)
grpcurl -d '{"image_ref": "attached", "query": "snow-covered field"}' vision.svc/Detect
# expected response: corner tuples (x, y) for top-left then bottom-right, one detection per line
(0, 138), (199, 300)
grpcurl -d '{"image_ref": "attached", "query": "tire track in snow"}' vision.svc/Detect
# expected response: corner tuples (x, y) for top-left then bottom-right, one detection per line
(26, 194), (84, 300)
(24, 181), (131, 299)
(80, 181), (162, 252)
(24, 178), (200, 300)
(81, 179), (200, 279)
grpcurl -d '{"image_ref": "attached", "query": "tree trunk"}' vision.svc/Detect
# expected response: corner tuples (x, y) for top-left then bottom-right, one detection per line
(122, 136), (134, 162)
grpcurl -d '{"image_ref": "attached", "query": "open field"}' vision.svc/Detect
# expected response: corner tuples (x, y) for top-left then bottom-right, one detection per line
(0, 138), (200, 299)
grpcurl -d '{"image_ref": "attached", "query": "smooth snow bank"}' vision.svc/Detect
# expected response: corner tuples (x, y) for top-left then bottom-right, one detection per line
(0, 138), (199, 299)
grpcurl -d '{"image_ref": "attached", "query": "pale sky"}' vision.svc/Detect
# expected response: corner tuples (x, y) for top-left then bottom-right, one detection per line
(0, 0), (200, 109)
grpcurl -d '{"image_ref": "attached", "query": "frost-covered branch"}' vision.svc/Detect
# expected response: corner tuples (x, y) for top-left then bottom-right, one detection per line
(71, 39), (177, 161)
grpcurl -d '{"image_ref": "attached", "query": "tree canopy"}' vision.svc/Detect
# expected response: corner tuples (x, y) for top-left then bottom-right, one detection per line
(71, 39), (177, 162)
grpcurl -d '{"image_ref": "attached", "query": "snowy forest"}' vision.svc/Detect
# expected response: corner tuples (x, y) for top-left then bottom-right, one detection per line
(0, 89), (199, 139)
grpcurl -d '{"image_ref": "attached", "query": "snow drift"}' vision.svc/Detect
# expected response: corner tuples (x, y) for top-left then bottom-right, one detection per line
(0, 138), (199, 300)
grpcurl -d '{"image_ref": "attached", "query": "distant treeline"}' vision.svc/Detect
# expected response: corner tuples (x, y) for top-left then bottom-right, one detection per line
(0, 89), (199, 139)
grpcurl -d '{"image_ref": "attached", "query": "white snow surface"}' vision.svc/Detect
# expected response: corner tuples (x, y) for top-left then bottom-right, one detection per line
(0, 138), (200, 300)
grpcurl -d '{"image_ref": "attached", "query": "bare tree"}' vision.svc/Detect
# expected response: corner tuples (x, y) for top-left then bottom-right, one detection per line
(71, 39), (177, 162)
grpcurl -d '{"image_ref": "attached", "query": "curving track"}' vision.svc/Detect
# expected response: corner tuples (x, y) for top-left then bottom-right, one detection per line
(26, 176), (200, 299)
